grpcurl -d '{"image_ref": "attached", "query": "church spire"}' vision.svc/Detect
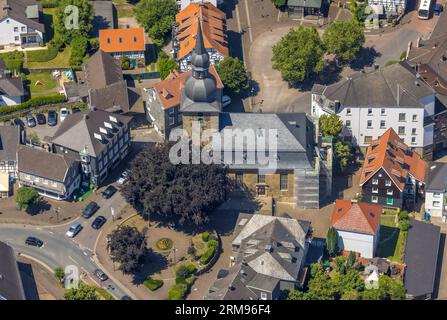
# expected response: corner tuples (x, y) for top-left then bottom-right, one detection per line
(189, 17), (210, 79)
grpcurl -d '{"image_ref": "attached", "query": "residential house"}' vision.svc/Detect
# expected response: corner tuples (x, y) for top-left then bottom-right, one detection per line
(404, 219), (440, 300)
(0, 124), (23, 175)
(0, 172), (9, 198)
(360, 128), (426, 210)
(173, 21), (333, 208)
(0, 0), (45, 47)
(287, 0), (323, 17)
(0, 241), (26, 300)
(0, 60), (24, 106)
(65, 50), (130, 113)
(173, 2), (228, 72)
(17, 145), (81, 200)
(424, 162), (447, 219)
(206, 213), (311, 300)
(366, 0), (406, 18)
(330, 200), (382, 259)
(50, 108), (132, 186)
(90, 0), (116, 38)
(311, 62), (437, 159)
(99, 28), (145, 67)
(143, 67), (223, 138)
(406, 22), (447, 152)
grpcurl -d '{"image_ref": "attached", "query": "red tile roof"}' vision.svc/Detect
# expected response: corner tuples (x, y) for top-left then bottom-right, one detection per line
(359, 128), (427, 191)
(331, 200), (382, 235)
(99, 28), (145, 53)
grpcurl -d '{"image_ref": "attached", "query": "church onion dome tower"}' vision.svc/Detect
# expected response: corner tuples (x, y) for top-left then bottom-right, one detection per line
(183, 16), (219, 107)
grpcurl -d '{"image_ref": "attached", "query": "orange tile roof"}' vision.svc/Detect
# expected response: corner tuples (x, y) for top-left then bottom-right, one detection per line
(175, 2), (228, 60)
(359, 128), (427, 190)
(99, 28), (145, 53)
(331, 200), (382, 235)
(147, 66), (223, 110)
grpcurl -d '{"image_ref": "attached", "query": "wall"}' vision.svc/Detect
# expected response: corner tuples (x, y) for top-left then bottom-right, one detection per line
(0, 17), (43, 46)
(337, 230), (375, 259)
(425, 191), (445, 217)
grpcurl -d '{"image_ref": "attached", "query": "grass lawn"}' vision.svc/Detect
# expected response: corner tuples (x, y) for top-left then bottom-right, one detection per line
(376, 215), (406, 263)
(26, 71), (58, 96)
(26, 46), (71, 69)
(117, 7), (134, 18)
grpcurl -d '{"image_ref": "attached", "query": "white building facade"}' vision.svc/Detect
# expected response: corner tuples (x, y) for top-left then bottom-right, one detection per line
(336, 228), (380, 259)
(0, 17), (43, 47)
(425, 163), (447, 219)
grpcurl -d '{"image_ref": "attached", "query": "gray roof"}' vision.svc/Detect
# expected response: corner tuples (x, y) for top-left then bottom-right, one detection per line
(0, 0), (45, 33)
(88, 80), (130, 113)
(426, 162), (447, 192)
(0, 125), (20, 162)
(90, 0), (116, 37)
(0, 241), (26, 300)
(404, 219), (440, 298)
(17, 145), (78, 182)
(0, 62), (25, 97)
(287, 0), (322, 8)
(51, 108), (132, 157)
(83, 50), (124, 89)
(315, 62), (434, 108)
(63, 82), (89, 100)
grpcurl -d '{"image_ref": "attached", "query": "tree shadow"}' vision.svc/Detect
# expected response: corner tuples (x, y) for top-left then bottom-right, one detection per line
(349, 46), (382, 71)
(25, 199), (51, 216)
(288, 60), (343, 91)
(131, 249), (170, 285)
(18, 262), (39, 300)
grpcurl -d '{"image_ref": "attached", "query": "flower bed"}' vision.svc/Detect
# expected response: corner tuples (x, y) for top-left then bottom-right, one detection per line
(156, 238), (173, 251)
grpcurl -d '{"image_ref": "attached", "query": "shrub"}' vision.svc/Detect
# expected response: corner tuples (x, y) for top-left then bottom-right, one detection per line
(201, 232), (210, 242)
(200, 246), (216, 265)
(41, 0), (60, 8)
(143, 278), (163, 291)
(175, 265), (190, 280)
(26, 44), (60, 63)
(398, 210), (409, 222)
(167, 283), (188, 300)
(0, 94), (66, 117)
(186, 264), (196, 274)
(208, 239), (218, 248)
(0, 51), (24, 73)
(15, 186), (40, 210)
(185, 275), (197, 286)
(54, 267), (65, 282)
(399, 219), (410, 232)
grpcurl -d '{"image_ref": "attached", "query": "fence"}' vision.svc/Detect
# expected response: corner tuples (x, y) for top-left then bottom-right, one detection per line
(0, 101), (82, 122)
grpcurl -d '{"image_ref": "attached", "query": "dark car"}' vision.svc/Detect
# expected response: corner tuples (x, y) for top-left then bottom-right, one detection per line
(25, 236), (43, 247)
(25, 114), (36, 128)
(102, 185), (117, 199)
(434, 3), (443, 15)
(82, 201), (100, 219)
(121, 295), (132, 300)
(10, 118), (25, 129)
(93, 269), (108, 281)
(36, 113), (46, 125)
(47, 110), (57, 126)
(72, 107), (81, 113)
(91, 215), (107, 230)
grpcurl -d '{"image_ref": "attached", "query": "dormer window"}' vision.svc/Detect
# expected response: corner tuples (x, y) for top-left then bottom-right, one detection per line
(118, 37), (122, 43)
(107, 37), (110, 44)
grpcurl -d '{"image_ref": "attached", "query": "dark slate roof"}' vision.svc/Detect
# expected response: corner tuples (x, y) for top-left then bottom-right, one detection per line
(0, 0), (45, 33)
(404, 219), (440, 298)
(82, 50), (124, 90)
(17, 145), (78, 182)
(0, 125), (20, 162)
(0, 61), (25, 97)
(51, 108), (132, 157)
(287, 0), (322, 8)
(90, 0), (116, 38)
(426, 162), (447, 192)
(315, 62), (434, 108)
(0, 241), (26, 300)
(88, 80), (130, 113)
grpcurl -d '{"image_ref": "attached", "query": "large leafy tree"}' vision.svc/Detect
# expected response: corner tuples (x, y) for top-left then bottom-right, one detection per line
(55, 0), (94, 44)
(135, 0), (179, 47)
(334, 139), (353, 173)
(326, 227), (339, 257)
(64, 283), (99, 300)
(323, 20), (365, 63)
(157, 52), (179, 79)
(122, 143), (230, 225)
(319, 114), (343, 137)
(15, 186), (40, 210)
(108, 226), (147, 275)
(215, 57), (250, 94)
(272, 26), (324, 85)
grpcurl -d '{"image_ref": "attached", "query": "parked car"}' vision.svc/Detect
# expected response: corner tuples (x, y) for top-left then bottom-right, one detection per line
(11, 118), (25, 129)
(222, 95), (231, 108)
(82, 201), (100, 219)
(47, 110), (57, 126)
(25, 236), (43, 247)
(434, 3), (443, 15)
(66, 222), (82, 238)
(36, 113), (46, 125)
(72, 107), (81, 113)
(117, 170), (129, 185)
(93, 269), (108, 281)
(91, 216), (107, 230)
(121, 295), (132, 300)
(25, 114), (36, 127)
(102, 185), (117, 199)
(60, 108), (69, 122)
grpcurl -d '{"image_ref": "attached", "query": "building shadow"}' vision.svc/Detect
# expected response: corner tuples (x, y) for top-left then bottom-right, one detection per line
(350, 46), (382, 71)
(227, 30), (244, 61)
(18, 262), (39, 300)
(433, 232), (445, 299)
(376, 226), (400, 258)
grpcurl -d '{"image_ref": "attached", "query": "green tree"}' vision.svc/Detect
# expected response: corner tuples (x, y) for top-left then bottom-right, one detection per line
(69, 34), (89, 67)
(326, 227), (339, 257)
(341, 289), (360, 300)
(323, 20), (365, 63)
(55, 0), (94, 44)
(272, 26), (324, 84)
(334, 139), (353, 173)
(319, 114), (343, 137)
(64, 283), (99, 300)
(215, 57), (250, 94)
(157, 53), (179, 79)
(135, 0), (179, 47)
(54, 267), (65, 283)
(15, 186), (40, 210)
(346, 251), (356, 269)
(271, 0), (287, 7)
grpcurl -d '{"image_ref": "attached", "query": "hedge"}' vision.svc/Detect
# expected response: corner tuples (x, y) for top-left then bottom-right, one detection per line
(143, 278), (163, 291)
(200, 239), (218, 264)
(201, 231), (210, 242)
(27, 45), (59, 63)
(167, 284), (188, 300)
(0, 94), (67, 115)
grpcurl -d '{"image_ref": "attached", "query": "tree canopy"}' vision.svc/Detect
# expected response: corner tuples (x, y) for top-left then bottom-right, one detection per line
(334, 139), (353, 173)
(319, 114), (343, 137)
(64, 283), (99, 300)
(272, 26), (325, 85)
(135, 0), (179, 47)
(326, 227), (339, 257)
(122, 143), (230, 225)
(15, 186), (40, 210)
(215, 57), (250, 94)
(323, 20), (365, 63)
(157, 52), (179, 79)
(108, 226), (147, 275)
(55, 0), (94, 44)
